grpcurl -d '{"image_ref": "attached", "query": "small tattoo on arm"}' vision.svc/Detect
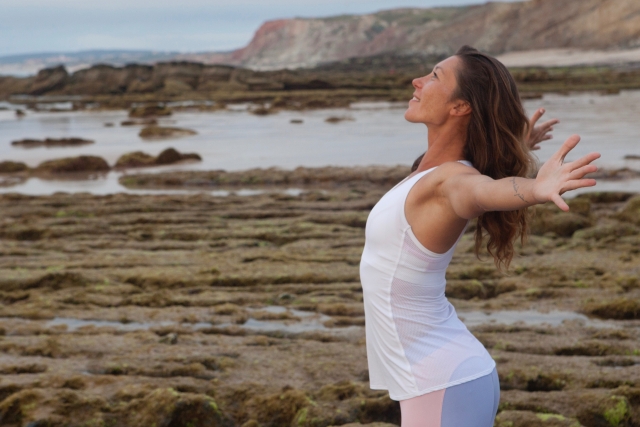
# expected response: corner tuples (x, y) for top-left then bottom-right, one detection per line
(511, 177), (527, 203)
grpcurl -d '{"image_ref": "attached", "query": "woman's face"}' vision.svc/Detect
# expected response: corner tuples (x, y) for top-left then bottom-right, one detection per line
(404, 55), (462, 125)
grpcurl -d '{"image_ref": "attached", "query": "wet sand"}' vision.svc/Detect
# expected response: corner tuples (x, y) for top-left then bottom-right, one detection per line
(0, 176), (638, 426)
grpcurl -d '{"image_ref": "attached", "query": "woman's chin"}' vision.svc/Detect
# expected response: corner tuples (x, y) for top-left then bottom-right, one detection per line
(404, 109), (418, 123)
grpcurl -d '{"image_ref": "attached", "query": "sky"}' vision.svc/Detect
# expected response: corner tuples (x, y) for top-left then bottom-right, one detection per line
(0, 0), (524, 57)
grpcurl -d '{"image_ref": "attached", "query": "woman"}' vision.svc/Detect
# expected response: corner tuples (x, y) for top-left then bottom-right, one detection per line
(359, 46), (600, 427)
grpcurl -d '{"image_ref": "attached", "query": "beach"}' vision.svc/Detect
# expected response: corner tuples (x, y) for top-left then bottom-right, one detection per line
(0, 92), (639, 426)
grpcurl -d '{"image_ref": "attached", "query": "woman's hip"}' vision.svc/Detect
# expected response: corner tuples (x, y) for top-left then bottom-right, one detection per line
(399, 367), (500, 427)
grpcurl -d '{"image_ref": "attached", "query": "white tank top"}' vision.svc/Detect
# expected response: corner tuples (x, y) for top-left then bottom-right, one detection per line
(359, 162), (496, 401)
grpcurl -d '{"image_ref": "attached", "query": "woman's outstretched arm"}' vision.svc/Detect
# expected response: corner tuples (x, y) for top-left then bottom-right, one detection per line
(440, 135), (601, 219)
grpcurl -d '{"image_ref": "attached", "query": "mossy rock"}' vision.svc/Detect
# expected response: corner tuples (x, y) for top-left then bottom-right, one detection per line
(583, 298), (640, 320)
(316, 381), (363, 401)
(573, 223), (639, 240)
(531, 202), (593, 237)
(139, 126), (197, 139)
(0, 161), (28, 173)
(575, 192), (635, 204)
(331, 424), (399, 427)
(499, 368), (568, 392)
(495, 410), (582, 427)
(115, 151), (156, 168)
(616, 196), (640, 225)
(125, 388), (225, 427)
(576, 395), (631, 427)
(244, 388), (310, 427)
(358, 396), (401, 425)
(0, 389), (44, 425)
(129, 105), (172, 118)
(35, 155), (110, 174)
(446, 279), (487, 300)
(11, 137), (93, 148)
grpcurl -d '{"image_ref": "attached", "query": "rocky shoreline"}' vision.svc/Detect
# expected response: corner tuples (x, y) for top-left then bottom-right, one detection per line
(0, 170), (638, 426)
(2, 60), (640, 114)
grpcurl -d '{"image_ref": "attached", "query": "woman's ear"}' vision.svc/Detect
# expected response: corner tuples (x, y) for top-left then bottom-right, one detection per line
(451, 100), (472, 117)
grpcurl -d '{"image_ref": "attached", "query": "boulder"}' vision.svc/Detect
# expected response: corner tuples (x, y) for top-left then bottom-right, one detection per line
(114, 152), (157, 168)
(11, 137), (94, 148)
(35, 156), (110, 174)
(29, 65), (69, 95)
(115, 148), (201, 169)
(129, 105), (172, 118)
(325, 116), (355, 123)
(121, 119), (157, 126)
(616, 195), (640, 225)
(139, 126), (197, 139)
(124, 388), (225, 427)
(0, 161), (28, 173)
(156, 148), (201, 165)
(530, 200), (594, 237)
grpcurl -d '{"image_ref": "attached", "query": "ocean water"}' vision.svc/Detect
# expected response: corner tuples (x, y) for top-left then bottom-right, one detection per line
(1, 90), (639, 195)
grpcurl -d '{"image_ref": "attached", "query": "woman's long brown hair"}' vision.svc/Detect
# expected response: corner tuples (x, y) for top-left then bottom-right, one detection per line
(412, 45), (534, 270)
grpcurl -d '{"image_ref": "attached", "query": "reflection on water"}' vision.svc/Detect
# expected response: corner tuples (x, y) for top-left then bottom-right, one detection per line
(0, 306), (627, 339)
(1, 90), (640, 195)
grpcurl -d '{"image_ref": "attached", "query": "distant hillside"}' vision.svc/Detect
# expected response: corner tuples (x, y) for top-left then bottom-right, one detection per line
(0, 50), (179, 76)
(184, 0), (640, 69)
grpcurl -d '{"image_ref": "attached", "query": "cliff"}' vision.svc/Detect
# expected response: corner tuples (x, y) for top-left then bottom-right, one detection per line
(186, 0), (640, 69)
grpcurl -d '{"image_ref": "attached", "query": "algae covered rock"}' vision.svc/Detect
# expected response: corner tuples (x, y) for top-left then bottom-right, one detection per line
(495, 410), (581, 427)
(125, 388), (225, 427)
(139, 126), (197, 139)
(573, 223), (639, 240)
(35, 155), (110, 174)
(115, 148), (201, 169)
(583, 298), (640, 320)
(531, 200), (593, 237)
(576, 394), (632, 427)
(0, 389), (44, 425)
(244, 388), (310, 427)
(0, 161), (28, 173)
(115, 151), (157, 168)
(11, 137), (94, 148)
(616, 196), (640, 225)
(575, 192), (635, 204)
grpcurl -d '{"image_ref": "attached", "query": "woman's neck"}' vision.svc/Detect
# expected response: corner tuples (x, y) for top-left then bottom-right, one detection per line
(415, 124), (467, 172)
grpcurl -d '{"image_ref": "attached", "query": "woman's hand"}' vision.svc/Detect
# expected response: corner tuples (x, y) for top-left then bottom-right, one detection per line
(532, 135), (600, 211)
(526, 108), (559, 151)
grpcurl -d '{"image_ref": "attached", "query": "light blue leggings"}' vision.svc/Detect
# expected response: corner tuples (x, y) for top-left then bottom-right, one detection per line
(400, 367), (500, 427)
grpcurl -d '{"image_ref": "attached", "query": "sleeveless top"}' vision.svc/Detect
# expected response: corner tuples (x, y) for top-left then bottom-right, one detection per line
(359, 161), (496, 401)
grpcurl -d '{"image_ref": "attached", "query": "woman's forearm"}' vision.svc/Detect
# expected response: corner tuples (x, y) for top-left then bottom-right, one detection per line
(474, 176), (539, 213)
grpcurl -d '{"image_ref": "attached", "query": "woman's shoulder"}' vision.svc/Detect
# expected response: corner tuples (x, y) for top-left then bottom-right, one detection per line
(411, 161), (481, 198)
(431, 161), (481, 181)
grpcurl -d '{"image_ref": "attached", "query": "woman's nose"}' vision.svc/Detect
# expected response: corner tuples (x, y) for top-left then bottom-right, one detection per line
(412, 78), (421, 89)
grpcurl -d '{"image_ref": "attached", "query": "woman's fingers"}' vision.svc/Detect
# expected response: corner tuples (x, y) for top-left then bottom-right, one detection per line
(551, 194), (570, 211)
(567, 152), (601, 170)
(569, 164), (598, 180)
(561, 179), (597, 193)
(554, 135), (581, 162)
(529, 108), (545, 126)
(539, 119), (559, 130)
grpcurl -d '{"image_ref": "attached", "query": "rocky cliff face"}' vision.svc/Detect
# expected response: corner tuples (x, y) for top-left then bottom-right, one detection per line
(192, 0), (640, 69)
